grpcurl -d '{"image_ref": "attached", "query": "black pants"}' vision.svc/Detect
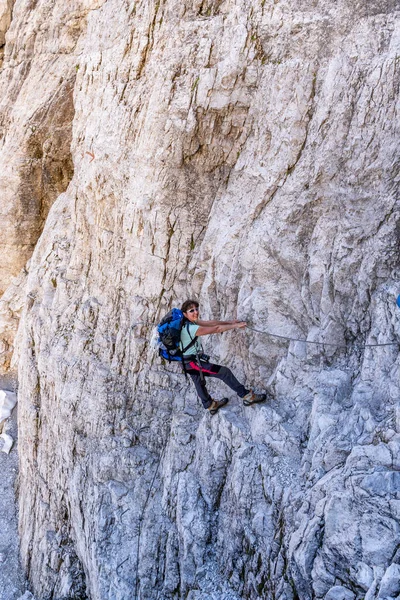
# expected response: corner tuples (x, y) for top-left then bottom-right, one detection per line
(185, 358), (249, 409)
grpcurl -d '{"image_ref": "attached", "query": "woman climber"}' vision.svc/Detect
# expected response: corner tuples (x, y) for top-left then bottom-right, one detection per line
(180, 299), (267, 415)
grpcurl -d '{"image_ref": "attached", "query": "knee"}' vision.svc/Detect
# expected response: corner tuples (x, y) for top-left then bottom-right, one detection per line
(218, 365), (232, 378)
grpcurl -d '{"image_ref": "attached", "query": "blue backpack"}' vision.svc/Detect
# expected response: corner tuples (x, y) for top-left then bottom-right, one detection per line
(157, 308), (197, 362)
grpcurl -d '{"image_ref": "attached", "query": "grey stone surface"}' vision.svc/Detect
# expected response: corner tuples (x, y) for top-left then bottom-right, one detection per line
(0, 0), (398, 599)
(0, 379), (27, 600)
(0, 0), (83, 295)
(325, 587), (355, 600)
(16, 593), (35, 600)
(378, 564), (400, 598)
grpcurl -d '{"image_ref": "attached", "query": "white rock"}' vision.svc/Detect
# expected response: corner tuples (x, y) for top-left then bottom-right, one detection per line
(325, 586), (355, 600)
(378, 563), (400, 598)
(0, 432), (13, 454)
(355, 562), (374, 592)
(0, 389), (16, 424)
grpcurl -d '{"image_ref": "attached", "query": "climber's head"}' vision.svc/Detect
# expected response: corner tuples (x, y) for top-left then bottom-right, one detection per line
(182, 299), (199, 322)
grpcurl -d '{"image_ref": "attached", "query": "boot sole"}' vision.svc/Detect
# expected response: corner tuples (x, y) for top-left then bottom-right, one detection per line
(209, 398), (229, 415)
(243, 394), (268, 406)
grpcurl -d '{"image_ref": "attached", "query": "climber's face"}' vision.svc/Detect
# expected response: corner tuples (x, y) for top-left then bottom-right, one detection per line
(184, 305), (199, 323)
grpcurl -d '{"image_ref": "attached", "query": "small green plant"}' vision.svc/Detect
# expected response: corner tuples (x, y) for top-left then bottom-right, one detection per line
(192, 76), (200, 91)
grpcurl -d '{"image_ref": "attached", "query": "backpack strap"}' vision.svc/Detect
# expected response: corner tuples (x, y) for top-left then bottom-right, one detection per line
(181, 337), (197, 354)
(181, 321), (198, 354)
(181, 321), (199, 380)
(183, 322), (206, 387)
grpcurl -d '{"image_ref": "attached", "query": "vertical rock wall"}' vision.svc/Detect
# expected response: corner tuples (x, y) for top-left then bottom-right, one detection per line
(2, 0), (399, 598)
(0, 0), (97, 369)
(0, 0), (94, 294)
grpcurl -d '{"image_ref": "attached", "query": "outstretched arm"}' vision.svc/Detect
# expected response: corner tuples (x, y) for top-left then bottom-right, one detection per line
(196, 318), (242, 326)
(195, 321), (247, 337)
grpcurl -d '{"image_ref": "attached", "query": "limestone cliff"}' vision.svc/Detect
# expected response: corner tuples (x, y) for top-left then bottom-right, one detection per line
(0, 0), (399, 599)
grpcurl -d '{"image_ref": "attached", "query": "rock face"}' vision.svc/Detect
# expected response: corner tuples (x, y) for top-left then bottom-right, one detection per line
(0, 0), (85, 294)
(0, 378), (27, 600)
(0, 0), (398, 598)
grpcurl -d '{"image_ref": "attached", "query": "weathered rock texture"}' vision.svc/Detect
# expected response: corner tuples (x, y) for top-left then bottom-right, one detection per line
(0, 267), (27, 373)
(1, 0), (399, 598)
(0, 0), (89, 294)
(0, 378), (27, 600)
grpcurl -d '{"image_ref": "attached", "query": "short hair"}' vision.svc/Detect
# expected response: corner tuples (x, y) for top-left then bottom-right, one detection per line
(181, 299), (199, 313)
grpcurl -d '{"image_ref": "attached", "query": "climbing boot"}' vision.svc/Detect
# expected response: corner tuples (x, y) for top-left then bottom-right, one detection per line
(243, 390), (267, 406)
(208, 398), (229, 416)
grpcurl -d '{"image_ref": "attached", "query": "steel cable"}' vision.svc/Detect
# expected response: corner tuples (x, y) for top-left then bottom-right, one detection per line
(245, 325), (399, 349)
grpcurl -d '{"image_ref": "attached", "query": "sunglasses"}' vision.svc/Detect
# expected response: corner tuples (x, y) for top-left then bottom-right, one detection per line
(187, 308), (199, 313)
